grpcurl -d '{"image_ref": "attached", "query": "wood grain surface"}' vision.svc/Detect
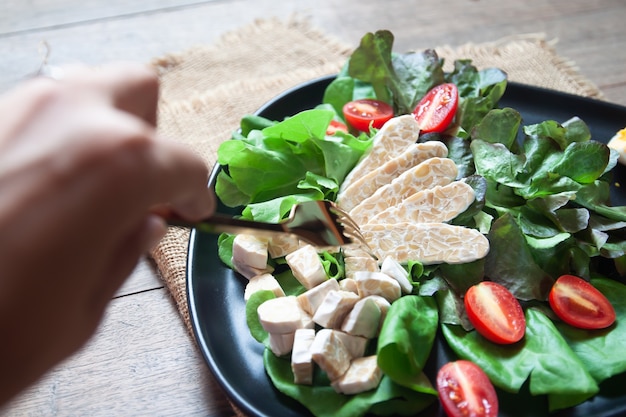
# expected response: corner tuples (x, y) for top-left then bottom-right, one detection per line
(1, 1), (625, 416)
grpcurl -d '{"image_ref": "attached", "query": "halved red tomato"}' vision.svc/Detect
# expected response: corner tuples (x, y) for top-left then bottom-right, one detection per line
(548, 274), (616, 329)
(326, 119), (348, 135)
(437, 360), (498, 417)
(412, 83), (458, 133)
(464, 281), (525, 344)
(342, 99), (393, 132)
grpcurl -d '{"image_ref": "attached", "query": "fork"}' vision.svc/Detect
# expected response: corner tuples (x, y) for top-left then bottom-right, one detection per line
(167, 200), (373, 254)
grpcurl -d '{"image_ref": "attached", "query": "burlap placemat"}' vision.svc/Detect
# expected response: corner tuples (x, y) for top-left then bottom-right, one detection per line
(150, 17), (604, 337)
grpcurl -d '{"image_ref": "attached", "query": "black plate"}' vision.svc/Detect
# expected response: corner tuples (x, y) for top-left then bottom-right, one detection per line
(187, 76), (626, 417)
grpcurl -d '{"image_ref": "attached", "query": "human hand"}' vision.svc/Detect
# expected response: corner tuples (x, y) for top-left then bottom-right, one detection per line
(0, 63), (214, 404)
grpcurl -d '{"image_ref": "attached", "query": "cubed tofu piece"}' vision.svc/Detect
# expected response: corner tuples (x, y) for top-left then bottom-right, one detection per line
(232, 258), (274, 280)
(334, 331), (368, 359)
(291, 328), (316, 385)
(355, 271), (401, 303)
(344, 256), (379, 280)
(341, 297), (382, 339)
(380, 256), (413, 294)
(285, 245), (327, 289)
(232, 234), (269, 270)
(244, 273), (285, 301)
(313, 290), (360, 329)
(331, 356), (382, 395)
(310, 329), (351, 381)
(365, 295), (392, 333)
(268, 235), (301, 259)
(339, 278), (359, 294)
(268, 332), (295, 357)
(257, 296), (311, 334)
(296, 278), (340, 316)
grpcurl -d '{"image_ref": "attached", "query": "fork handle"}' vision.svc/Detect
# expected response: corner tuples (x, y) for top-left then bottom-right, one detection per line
(167, 213), (289, 239)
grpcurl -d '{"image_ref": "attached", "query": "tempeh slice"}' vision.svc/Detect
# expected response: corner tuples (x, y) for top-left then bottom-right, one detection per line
(349, 157), (458, 225)
(368, 181), (475, 225)
(338, 115), (420, 196)
(361, 222), (489, 265)
(337, 141), (448, 211)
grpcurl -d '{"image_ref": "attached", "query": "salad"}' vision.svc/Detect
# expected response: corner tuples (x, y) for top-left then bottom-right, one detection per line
(213, 30), (626, 417)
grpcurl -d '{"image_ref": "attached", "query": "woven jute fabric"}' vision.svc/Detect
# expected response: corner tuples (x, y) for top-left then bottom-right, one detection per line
(149, 17), (604, 338)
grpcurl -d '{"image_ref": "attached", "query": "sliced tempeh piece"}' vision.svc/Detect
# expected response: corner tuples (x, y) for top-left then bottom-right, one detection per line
(361, 222), (490, 265)
(337, 141), (448, 212)
(339, 115), (420, 196)
(368, 181), (475, 225)
(349, 157), (458, 225)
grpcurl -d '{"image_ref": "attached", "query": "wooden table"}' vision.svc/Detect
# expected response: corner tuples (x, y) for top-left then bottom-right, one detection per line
(1, 1), (625, 415)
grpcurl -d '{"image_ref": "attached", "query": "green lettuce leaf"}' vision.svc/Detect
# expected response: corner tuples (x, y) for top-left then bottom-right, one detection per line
(264, 351), (436, 417)
(442, 308), (599, 411)
(376, 296), (438, 392)
(216, 109), (371, 207)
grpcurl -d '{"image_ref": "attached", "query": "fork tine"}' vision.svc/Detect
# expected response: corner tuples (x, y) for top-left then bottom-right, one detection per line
(326, 201), (377, 260)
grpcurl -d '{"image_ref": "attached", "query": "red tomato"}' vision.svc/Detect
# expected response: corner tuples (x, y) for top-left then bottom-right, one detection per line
(326, 120), (348, 135)
(437, 360), (498, 417)
(548, 274), (616, 329)
(412, 83), (458, 133)
(342, 99), (394, 132)
(464, 281), (526, 344)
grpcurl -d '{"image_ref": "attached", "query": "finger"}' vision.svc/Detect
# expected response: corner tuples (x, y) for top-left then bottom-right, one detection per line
(89, 214), (167, 315)
(144, 139), (216, 221)
(61, 62), (160, 126)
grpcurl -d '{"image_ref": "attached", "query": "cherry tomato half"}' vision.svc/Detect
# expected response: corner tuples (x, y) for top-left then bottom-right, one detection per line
(412, 83), (458, 133)
(326, 120), (348, 135)
(437, 360), (499, 417)
(464, 281), (526, 344)
(342, 99), (394, 132)
(548, 274), (616, 329)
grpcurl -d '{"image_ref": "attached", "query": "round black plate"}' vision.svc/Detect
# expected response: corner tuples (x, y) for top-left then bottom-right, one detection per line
(187, 76), (626, 417)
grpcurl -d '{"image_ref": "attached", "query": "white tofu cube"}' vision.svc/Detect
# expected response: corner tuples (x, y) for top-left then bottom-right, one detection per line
(331, 356), (382, 395)
(341, 297), (382, 339)
(339, 278), (359, 294)
(380, 256), (413, 294)
(285, 245), (328, 289)
(296, 278), (340, 316)
(355, 271), (401, 303)
(244, 273), (285, 301)
(232, 234), (269, 270)
(291, 328), (315, 385)
(312, 290), (360, 329)
(310, 329), (351, 381)
(257, 296), (311, 334)
(268, 332), (295, 357)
